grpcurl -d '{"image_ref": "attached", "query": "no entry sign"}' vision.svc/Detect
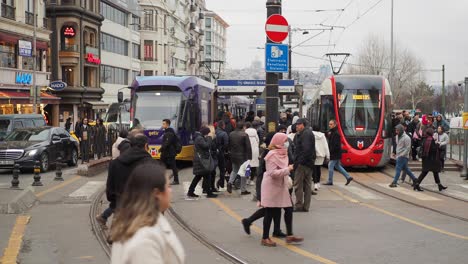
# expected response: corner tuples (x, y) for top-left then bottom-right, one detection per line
(265, 14), (289, 43)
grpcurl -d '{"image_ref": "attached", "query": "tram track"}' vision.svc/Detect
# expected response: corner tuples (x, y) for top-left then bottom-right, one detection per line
(349, 169), (468, 223)
(90, 188), (248, 264)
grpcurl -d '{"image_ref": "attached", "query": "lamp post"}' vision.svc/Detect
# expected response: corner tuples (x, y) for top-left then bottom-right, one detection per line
(461, 77), (468, 179)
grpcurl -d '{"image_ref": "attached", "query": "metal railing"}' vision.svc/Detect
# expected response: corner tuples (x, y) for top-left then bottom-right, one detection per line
(25, 11), (34, 25)
(1, 4), (15, 20)
(448, 128), (465, 161)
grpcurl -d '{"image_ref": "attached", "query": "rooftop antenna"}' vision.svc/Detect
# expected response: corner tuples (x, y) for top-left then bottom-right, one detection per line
(325, 53), (350, 75)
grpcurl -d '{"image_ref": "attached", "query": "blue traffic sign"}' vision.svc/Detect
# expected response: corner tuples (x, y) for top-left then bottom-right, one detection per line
(265, 43), (289, 73)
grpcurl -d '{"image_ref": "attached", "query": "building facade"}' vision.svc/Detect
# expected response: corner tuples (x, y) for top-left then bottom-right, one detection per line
(0, 0), (58, 121)
(203, 10), (228, 81)
(138, 0), (206, 77)
(100, 0), (140, 103)
(46, 0), (105, 126)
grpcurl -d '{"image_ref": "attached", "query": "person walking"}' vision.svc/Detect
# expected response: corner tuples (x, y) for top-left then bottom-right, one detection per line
(261, 133), (303, 247)
(215, 121), (229, 189)
(324, 119), (353, 186)
(187, 126), (217, 198)
(293, 118), (316, 212)
(160, 119), (180, 185)
(312, 125), (330, 191)
(408, 114), (422, 161)
(111, 130), (130, 159)
(77, 118), (91, 164)
(435, 126), (449, 171)
(97, 133), (155, 229)
(389, 125), (419, 187)
(94, 118), (106, 159)
(245, 122), (260, 185)
(414, 128), (447, 192)
(110, 162), (185, 264)
(227, 121), (252, 195)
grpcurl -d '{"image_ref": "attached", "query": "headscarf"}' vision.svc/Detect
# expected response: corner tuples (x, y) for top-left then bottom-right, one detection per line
(265, 133), (288, 168)
(423, 128), (434, 157)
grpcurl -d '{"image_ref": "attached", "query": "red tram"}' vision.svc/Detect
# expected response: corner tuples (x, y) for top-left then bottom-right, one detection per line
(308, 75), (393, 167)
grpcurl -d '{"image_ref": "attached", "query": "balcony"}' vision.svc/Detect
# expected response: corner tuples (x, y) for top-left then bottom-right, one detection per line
(43, 17), (48, 29)
(1, 4), (15, 20)
(199, 13), (204, 20)
(61, 44), (79, 52)
(61, 0), (77, 5)
(189, 22), (196, 30)
(189, 58), (196, 65)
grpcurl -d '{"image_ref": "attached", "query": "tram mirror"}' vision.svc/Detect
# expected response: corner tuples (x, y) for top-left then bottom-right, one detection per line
(117, 91), (123, 103)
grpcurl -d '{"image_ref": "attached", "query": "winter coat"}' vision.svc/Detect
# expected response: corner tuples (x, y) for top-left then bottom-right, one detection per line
(327, 127), (342, 160)
(228, 129), (252, 165)
(192, 133), (213, 176)
(261, 151), (292, 208)
(293, 128), (316, 169)
(112, 137), (130, 159)
(106, 147), (155, 208)
(160, 127), (177, 159)
(434, 118), (450, 132)
(313, 131), (330, 165)
(94, 124), (107, 153)
(215, 127), (229, 154)
(111, 214), (185, 264)
(421, 138), (441, 172)
(245, 128), (260, 167)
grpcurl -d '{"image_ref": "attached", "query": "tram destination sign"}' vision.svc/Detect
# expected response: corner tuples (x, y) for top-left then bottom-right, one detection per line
(217, 80), (295, 94)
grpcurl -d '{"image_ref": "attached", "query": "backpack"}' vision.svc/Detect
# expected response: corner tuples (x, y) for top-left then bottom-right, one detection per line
(175, 136), (182, 154)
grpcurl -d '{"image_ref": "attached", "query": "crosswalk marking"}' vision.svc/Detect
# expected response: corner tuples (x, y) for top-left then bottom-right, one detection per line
(376, 183), (441, 201)
(68, 181), (105, 201)
(337, 185), (383, 200)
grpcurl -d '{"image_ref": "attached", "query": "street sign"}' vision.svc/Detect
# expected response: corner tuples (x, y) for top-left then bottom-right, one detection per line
(265, 43), (289, 73)
(265, 14), (289, 43)
(50, 81), (68, 91)
(217, 79), (295, 94)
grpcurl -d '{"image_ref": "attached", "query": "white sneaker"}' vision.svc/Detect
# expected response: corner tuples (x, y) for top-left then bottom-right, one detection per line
(317, 183), (321, 189)
(314, 183), (318, 191)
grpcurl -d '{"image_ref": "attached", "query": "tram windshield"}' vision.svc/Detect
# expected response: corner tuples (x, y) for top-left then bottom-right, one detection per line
(336, 79), (382, 137)
(133, 91), (182, 130)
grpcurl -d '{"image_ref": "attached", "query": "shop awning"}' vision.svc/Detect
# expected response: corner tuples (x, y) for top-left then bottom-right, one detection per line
(83, 101), (109, 110)
(0, 91), (61, 104)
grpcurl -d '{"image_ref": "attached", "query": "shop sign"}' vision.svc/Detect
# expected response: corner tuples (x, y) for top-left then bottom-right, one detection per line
(16, 72), (33, 85)
(62, 26), (76, 38)
(86, 53), (101, 64)
(18, 40), (32, 57)
(50, 81), (67, 91)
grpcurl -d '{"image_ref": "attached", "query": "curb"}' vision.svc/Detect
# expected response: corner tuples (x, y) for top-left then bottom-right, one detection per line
(0, 187), (38, 214)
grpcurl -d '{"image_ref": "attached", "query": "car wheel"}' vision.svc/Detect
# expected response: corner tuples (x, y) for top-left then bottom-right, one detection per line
(68, 148), (78, 166)
(40, 152), (49, 172)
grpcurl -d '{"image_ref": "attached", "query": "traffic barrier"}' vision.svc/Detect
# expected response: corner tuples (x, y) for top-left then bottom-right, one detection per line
(32, 160), (43, 186)
(54, 157), (64, 181)
(11, 163), (20, 188)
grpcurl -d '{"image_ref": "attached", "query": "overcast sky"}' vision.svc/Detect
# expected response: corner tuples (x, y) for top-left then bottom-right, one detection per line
(204, 0), (468, 85)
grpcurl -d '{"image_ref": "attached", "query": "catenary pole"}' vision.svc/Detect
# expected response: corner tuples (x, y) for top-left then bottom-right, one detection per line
(265, 0), (281, 133)
(461, 77), (468, 178)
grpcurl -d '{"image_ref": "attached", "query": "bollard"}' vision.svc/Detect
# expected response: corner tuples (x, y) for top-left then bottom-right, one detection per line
(11, 163), (20, 188)
(54, 157), (64, 181)
(32, 160), (43, 186)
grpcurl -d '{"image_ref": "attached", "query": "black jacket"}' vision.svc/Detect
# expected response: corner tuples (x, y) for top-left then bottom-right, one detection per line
(293, 128), (316, 168)
(193, 133), (213, 175)
(229, 129), (252, 165)
(106, 147), (154, 208)
(421, 139), (441, 172)
(327, 127), (342, 160)
(215, 127), (229, 154)
(160, 127), (177, 158)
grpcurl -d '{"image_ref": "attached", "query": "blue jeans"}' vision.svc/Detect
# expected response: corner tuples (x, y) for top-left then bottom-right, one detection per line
(328, 160), (351, 183)
(392, 157), (417, 184)
(101, 206), (114, 221)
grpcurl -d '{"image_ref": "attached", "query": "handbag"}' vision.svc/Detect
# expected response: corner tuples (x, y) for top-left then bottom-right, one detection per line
(197, 151), (214, 175)
(286, 176), (293, 190)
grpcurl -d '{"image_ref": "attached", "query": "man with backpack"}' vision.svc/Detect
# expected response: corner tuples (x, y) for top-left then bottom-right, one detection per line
(160, 119), (181, 185)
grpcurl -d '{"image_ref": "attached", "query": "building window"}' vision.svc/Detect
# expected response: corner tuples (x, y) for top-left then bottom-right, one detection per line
(22, 49), (43, 71)
(62, 66), (74, 86)
(205, 45), (211, 56)
(144, 70), (152, 76)
(131, 15), (140, 31)
(101, 33), (128, 56)
(1, 0), (15, 20)
(164, 15), (167, 35)
(205, 18), (211, 28)
(143, 40), (153, 61)
(100, 1), (127, 26)
(84, 66), (97, 87)
(143, 9), (154, 30)
(24, 0), (34, 25)
(164, 44), (168, 64)
(132, 43), (140, 59)
(205, 31), (211, 42)
(0, 42), (16, 68)
(100, 65), (129, 85)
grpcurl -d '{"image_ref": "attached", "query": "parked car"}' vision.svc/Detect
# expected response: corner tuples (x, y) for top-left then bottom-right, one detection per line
(0, 114), (46, 138)
(0, 126), (79, 172)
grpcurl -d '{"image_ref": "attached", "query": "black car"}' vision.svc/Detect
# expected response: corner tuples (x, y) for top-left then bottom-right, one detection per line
(0, 126), (79, 172)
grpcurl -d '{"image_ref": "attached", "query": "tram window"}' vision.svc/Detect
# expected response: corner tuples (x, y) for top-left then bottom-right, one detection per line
(383, 95), (393, 138)
(320, 95), (335, 132)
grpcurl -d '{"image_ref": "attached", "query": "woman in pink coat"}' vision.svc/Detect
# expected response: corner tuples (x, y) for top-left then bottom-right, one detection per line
(261, 133), (303, 247)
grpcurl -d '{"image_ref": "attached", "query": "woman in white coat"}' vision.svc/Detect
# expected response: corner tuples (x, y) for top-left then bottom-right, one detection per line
(312, 125), (330, 190)
(110, 162), (185, 264)
(245, 122), (260, 183)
